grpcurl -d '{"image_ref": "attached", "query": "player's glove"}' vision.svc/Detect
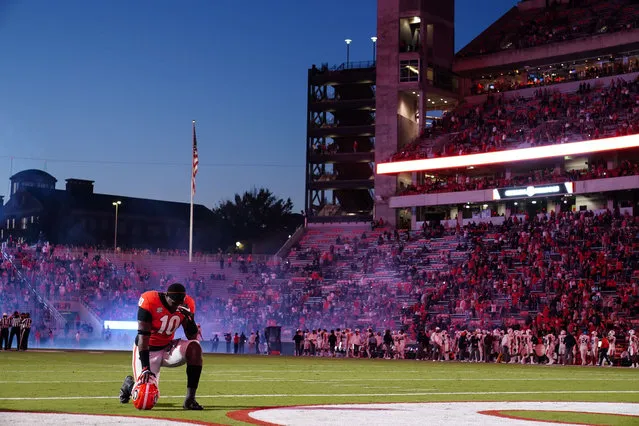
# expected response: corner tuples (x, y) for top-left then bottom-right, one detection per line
(137, 367), (156, 384)
(177, 305), (194, 321)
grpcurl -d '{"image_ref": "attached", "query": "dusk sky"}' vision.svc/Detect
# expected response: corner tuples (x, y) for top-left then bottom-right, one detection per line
(0, 0), (518, 211)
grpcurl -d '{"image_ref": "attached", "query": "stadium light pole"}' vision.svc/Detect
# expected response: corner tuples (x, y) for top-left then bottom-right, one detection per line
(371, 36), (377, 62)
(112, 201), (121, 253)
(345, 39), (352, 68)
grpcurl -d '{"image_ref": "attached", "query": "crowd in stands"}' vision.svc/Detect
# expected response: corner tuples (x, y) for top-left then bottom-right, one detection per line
(0, 247), (56, 334)
(0, 243), (262, 341)
(398, 160), (639, 196)
(3, 2), (639, 363)
(471, 55), (639, 95)
(1, 207), (637, 366)
(209, 208), (637, 367)
(390, 76), (639, 162)
(457, 0), (639, 58)
(282, 209), (638, 366)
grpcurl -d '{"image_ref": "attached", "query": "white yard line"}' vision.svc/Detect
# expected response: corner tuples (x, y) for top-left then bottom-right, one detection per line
(1, 390), (639, 401)
(1, 413), (196, 426)
(327, 385), (412, 389)
(2, 377), (638, 384)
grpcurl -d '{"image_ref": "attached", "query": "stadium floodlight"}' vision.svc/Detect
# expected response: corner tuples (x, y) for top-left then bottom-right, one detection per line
(345, 39), (352, 68)
(371, 36), (377, 61)
(377, 134), (639, 174)
(112, 201), (122, 252)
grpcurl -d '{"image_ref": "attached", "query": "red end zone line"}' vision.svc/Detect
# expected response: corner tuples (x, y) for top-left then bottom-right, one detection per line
(226, 406), (392, 426)
(479, 409), (639, 426)
(376, 133), (639, 174)
(226, 401), (639, 426)
(227, 407), (280, 426)
(0, 410), (223, 426)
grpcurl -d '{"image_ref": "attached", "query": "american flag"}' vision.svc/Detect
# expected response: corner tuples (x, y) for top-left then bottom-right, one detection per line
(191, 121), (199, 196)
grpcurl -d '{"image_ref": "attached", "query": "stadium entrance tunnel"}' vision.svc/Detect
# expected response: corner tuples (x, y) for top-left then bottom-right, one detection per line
(228, 402), (639, 425)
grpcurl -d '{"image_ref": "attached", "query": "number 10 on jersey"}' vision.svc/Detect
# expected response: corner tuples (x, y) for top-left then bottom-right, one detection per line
(158, 315), (180, 335)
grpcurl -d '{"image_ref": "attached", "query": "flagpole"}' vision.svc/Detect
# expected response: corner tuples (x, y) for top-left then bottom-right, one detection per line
(189, 120), (195, 263)
(189, 182), (194, 263)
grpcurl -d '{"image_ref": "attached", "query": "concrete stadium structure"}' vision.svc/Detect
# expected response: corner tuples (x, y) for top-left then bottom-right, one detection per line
(305, 0), (639, 228)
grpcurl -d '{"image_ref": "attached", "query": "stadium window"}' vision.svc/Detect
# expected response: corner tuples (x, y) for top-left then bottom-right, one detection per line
(400, 59), (420, 82)
(399, 17), (421, 52)
(426, 67), (434, 83)
(30, 216), (34, 224)
(21, 217), (27, 230)
(11, 218), (15, 229)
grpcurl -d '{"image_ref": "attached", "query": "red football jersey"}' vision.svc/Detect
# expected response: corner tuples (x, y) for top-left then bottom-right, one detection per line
(138, 291), (196, 347)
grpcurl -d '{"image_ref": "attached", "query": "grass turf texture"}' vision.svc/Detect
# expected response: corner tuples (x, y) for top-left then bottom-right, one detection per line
(0, 351), (637, 425)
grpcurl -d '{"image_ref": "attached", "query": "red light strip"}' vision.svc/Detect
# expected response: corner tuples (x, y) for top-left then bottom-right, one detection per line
(377, 134), (639, 174)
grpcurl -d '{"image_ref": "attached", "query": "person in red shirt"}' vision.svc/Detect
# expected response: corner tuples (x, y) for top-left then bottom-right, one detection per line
(119, 283), (203, 410)
(597, 334), (611, 367)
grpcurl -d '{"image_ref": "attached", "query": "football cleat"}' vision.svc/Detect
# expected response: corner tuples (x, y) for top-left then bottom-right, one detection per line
(119, 375), (135, 404)
(131, 380), (160, 410)
(183, 398), (204, 410)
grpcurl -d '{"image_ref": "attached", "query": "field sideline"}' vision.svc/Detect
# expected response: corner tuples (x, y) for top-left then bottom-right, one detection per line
(0, 351), (638, 425)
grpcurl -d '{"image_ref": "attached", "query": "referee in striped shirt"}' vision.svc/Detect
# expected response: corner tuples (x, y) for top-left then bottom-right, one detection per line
(7, 311), (21, 350)
(0, 313), (10, 350)
(20, 313), (32, 351)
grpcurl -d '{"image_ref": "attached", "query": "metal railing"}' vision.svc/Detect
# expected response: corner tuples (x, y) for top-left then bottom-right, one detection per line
(313, 61), (376, 72)
(307, 215), (373, 224)
(1, 248), (66, 328)
(274, 225), (306, 260)
(51, 248), (274, 264)
(333, 60), (376, 71)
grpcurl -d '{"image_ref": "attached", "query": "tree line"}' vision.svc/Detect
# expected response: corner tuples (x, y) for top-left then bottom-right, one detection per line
(211, 188), (302, 254)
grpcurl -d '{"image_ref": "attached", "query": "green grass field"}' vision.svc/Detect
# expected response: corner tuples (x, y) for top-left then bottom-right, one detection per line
(0, 351), (638, 425)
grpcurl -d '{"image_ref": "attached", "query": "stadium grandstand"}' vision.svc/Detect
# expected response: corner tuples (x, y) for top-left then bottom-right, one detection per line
(1, 0), (637, 366)
(374, 0), (639, 231)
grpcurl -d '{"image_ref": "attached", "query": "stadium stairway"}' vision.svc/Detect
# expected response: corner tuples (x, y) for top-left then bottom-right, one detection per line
(1, 247), (66, 330)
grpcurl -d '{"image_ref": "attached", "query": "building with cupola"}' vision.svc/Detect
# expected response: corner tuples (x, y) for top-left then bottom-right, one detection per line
(1, 169), (216, 250)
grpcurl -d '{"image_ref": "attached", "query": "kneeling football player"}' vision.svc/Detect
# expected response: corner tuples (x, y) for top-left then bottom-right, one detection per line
(119, 283), (203, 410)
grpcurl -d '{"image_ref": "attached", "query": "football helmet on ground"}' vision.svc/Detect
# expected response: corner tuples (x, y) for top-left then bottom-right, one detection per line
(131, 379), (160, 410)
